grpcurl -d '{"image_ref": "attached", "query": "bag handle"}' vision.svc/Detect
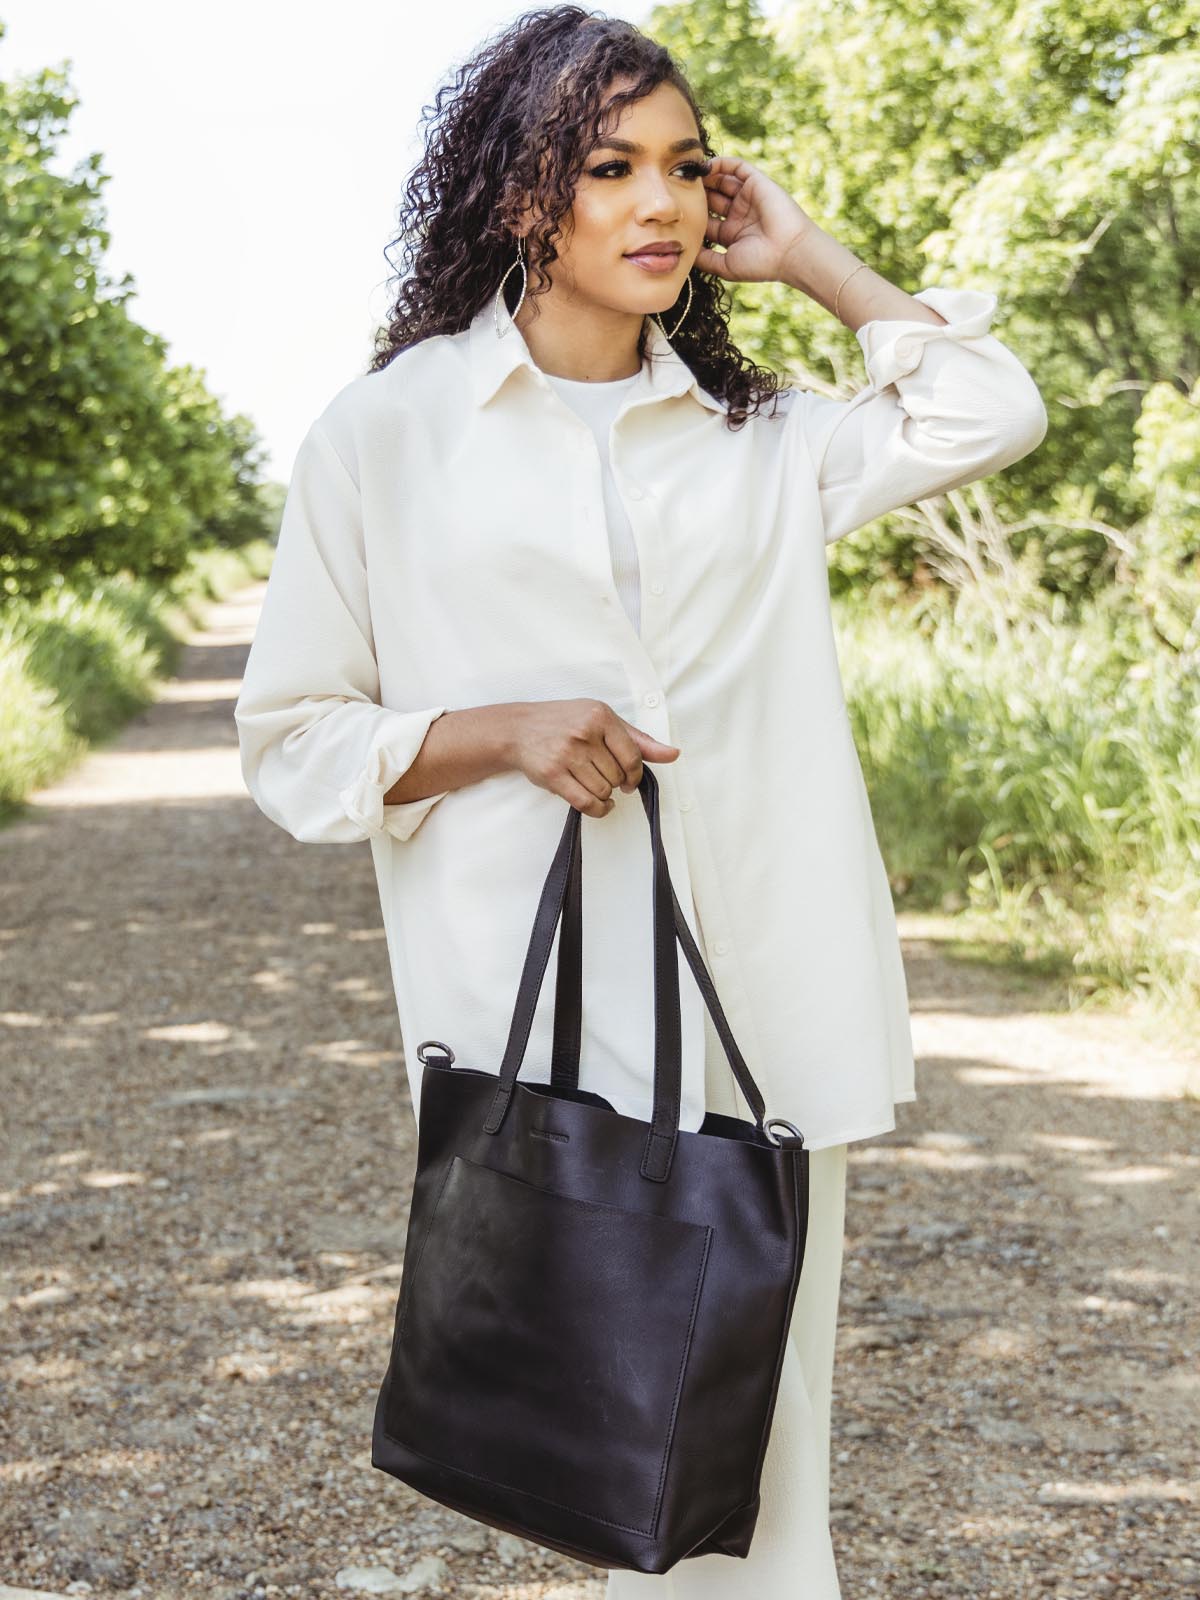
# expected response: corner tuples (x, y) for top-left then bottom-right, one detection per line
(548, 778), (769, 1132)
(482, 765), (774, 1181)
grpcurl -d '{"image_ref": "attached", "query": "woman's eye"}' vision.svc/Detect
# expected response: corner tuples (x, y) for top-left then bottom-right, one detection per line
(587, 159), (711, 180)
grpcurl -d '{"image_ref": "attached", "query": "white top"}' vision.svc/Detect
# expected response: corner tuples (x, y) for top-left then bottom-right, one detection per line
(544, 369), (643, 635)
(233, 284), (1047, 1149)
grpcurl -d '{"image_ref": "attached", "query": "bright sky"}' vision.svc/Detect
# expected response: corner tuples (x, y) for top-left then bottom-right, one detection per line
(2, 1), (782, 480)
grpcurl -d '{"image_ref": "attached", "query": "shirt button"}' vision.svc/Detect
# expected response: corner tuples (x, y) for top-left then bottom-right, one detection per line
(896, 335), (922, 364)
(679, 797), (693, 812)
(643, 691), (660, 707)
(649, 580), (665, 595)
(626, 483), (646, 501)
(713, 939), (730, 956)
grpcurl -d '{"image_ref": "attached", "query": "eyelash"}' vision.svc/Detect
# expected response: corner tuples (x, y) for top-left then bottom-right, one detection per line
(587, 159), (711, 181)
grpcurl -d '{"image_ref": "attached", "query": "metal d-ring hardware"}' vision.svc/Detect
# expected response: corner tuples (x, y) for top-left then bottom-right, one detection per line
(416, 1039), (456, 1066)
(763, 1116), (805, 1148)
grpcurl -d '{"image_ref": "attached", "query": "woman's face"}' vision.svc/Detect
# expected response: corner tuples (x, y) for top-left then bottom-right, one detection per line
(526, 78), (710, 318)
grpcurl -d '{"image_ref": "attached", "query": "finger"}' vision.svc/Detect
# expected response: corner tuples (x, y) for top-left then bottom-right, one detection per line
(706, 203), (744, 242)
(703, 173), (742, 203)
(559, 770), (615, 817)
(704, 164), (742, 192)
(582, 755), (620, 793)
(576, 758), (618, 807)
(695, 243), (732, 278)
(704, 211), (734, 246)
(589, 741), (630, 792)
(605, 728), (646, 792)
(705, 155), (754, 180)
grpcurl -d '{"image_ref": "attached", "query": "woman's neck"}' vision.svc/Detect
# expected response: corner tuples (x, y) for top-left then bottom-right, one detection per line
(511, 294), (643, 382)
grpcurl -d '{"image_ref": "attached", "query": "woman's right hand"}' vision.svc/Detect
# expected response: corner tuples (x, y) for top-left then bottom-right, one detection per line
(506, 699), (680, 818)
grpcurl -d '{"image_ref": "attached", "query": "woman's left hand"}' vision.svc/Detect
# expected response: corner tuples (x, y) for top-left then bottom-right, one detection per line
(696, 156), (818, 286)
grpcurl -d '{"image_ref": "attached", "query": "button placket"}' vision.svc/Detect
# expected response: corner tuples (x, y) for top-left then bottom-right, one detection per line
(601, 410), (675, 738)
(557, 410), (627, 610)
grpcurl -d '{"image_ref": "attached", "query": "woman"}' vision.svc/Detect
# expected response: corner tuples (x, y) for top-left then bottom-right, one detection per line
(234, 6), (1047, 1596)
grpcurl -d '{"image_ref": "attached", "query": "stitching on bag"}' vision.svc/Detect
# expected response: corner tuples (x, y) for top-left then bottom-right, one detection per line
(380, 1426), (662, 1536)
(450, 1154), (705, 1220)
(386, 1158), (715, 1538)
(647, 1218), (713, 1535)
(746, 1152), (806, 1490)
(699, 1155), (809, 1538)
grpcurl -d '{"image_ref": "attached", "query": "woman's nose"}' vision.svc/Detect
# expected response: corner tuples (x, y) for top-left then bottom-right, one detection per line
(634, 186), (679, 221)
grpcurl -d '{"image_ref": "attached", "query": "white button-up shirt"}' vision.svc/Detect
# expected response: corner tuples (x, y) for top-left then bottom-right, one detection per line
(234, 284), (1048, 1149)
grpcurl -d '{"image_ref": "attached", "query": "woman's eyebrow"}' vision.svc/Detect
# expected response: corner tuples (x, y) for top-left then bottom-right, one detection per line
(590, 136), (706, 155)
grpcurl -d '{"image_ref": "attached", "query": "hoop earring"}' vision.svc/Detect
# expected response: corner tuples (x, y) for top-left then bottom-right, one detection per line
(652, 270), (693, 341)
(494, 236), (527, 337)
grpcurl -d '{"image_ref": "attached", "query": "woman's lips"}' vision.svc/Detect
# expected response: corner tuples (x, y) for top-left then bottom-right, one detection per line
(623, 250), (682, 274)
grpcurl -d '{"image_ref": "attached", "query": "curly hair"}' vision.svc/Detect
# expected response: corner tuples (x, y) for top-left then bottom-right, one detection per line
(367, 4), (785, 429)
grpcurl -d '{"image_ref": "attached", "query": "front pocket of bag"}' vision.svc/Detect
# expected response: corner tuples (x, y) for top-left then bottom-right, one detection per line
(384, 1153), (713, 1535)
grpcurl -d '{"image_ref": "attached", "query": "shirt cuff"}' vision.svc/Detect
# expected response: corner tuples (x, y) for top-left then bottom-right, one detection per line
(855, 286), (999, 392)
(338, 705), (450, 842)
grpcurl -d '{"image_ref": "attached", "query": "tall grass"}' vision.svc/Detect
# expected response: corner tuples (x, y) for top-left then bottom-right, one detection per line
(837, 581), (1200, 1025)
(0, 540), (274, 822)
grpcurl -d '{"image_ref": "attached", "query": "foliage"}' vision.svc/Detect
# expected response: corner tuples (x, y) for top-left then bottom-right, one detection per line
(647, 0), (1200, 609)
(0, 538), (274, 820)
(0, 23), (273, 603)
(835, 582), (1200, 1016)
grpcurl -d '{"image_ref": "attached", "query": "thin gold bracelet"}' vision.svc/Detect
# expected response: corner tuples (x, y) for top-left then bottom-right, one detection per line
(833, 260), (870, 323)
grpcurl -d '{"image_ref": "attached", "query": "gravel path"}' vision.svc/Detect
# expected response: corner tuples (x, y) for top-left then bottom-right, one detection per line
(2, 579), (1196, 1600)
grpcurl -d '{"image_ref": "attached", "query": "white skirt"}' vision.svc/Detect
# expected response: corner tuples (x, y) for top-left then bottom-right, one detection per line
(605, 993), (849, 1599)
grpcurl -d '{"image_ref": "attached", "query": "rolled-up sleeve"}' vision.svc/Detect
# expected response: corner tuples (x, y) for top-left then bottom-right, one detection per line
(792, 285), (1049, 544)
(234, 418), (449, 844)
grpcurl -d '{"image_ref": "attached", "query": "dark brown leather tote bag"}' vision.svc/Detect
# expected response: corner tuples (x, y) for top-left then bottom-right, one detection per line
(371, 764), (809, 1573)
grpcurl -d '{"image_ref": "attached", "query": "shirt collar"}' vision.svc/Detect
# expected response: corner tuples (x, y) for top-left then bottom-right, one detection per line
(465, 289), (728, 414)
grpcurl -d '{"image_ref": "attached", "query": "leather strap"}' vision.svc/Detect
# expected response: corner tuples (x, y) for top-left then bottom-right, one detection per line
(483, 766), (770, 1180)
(549, 779), (766, 1128)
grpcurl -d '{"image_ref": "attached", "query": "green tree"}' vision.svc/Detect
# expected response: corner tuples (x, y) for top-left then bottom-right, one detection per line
(648, 0), (1200, 609)
(0, 25), (270, 603)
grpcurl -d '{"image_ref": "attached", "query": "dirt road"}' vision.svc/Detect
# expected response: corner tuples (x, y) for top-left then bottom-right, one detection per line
(1, 579), (1196, 1599)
